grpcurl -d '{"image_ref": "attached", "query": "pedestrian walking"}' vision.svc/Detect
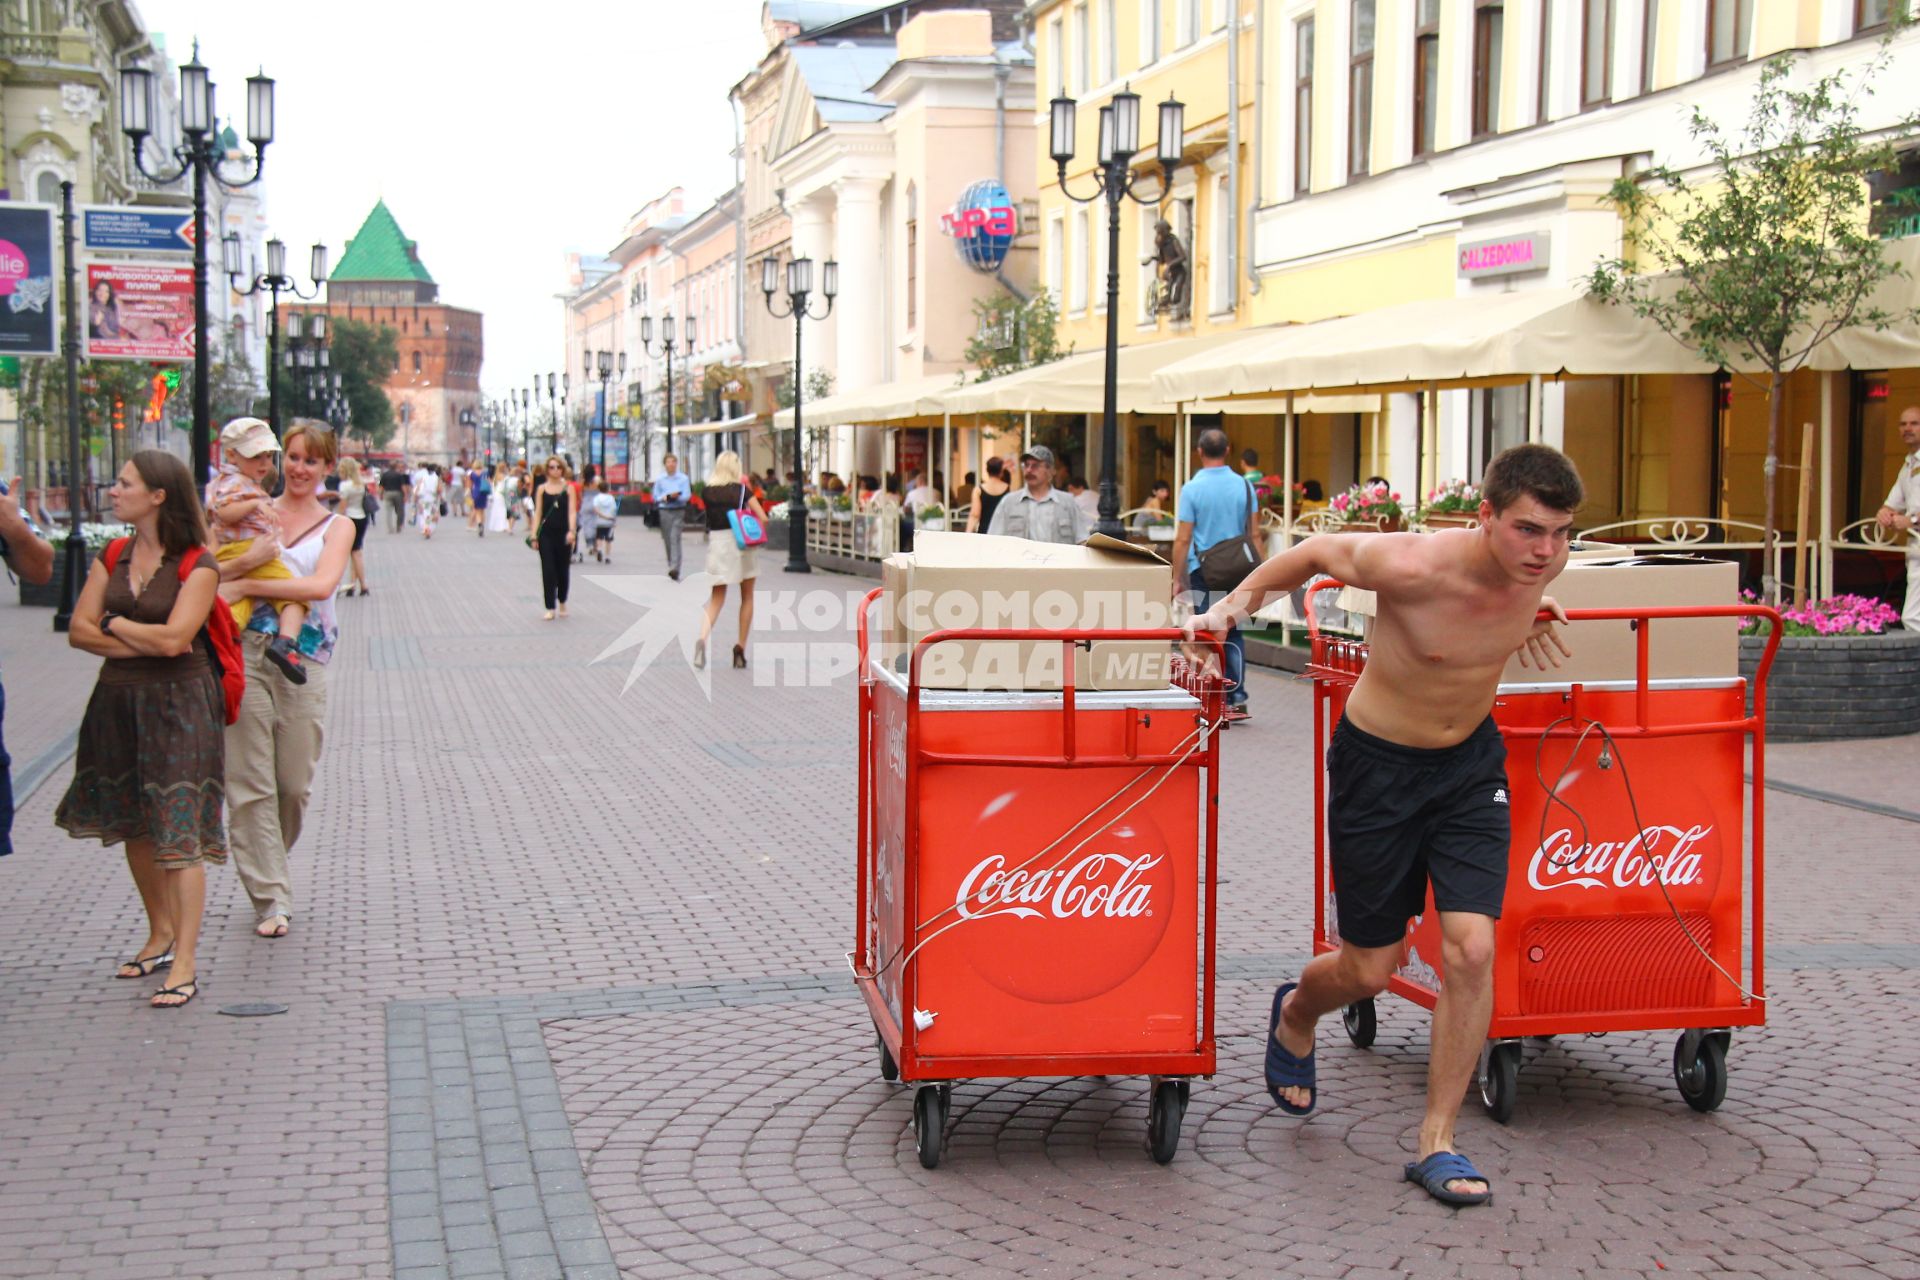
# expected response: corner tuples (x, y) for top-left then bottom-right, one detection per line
(336, 456), (372, 597)
(985, 445), (1090, 543)
(380, 462), (408, 533)
(218, 421), (355, 941)
(531, 456), (577, 620)
(589, 481), (617, 563)
(470, 464), (492, 537)
(653, 452), (692, 580)
(1172, 429), (1266, 723)
(55, 450), (226, 1008)
(967, 456), (1010, 532)
(0, 473), (54, 861)
(412, 463), (441, 538)
(449, 461), (468, 521)
(1186, 443), (1582, 1207)
(1874, 404), (1920, 628)
(485, 464), (510, 536)
(574, 479), (599, 564)
(695, 451), (764, 670)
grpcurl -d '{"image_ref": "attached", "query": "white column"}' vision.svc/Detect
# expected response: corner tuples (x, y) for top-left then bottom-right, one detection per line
(834, 176), (885, 395)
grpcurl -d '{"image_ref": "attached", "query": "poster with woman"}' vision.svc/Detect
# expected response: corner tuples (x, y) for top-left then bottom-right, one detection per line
(0, 204), (58, 356)
(83, 261), (195, 362)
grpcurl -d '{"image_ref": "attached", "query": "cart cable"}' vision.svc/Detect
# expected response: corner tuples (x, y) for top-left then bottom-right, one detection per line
(872, 713), (1223, 982)
(1533, 714), (1762, 1004)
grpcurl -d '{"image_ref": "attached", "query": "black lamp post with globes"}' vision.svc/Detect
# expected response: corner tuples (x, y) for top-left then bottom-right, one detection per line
(1048, 86), (1185, 538)
(761, 255), (838, 575)
(227, 235), (327, 437)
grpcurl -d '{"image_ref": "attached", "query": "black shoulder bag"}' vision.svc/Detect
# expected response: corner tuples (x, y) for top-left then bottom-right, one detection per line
(1197, 478), (1260, 592)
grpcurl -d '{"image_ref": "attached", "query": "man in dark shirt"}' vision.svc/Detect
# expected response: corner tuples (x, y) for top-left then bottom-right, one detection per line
(379, 464), (408, 533)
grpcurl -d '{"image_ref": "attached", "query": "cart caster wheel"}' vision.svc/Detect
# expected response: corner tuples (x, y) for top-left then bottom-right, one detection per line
(1478, 1041), (1521, 1124)
(1342, 998), (1377, 1049)
(913, 1085), (946, 1168)
(877, 1032), (898, 1083)
(1147, 1080), (1184, 1165)
(1674, 1034), (1728, 1113)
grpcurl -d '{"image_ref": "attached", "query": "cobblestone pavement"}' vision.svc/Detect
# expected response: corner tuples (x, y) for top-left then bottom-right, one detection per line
(0, 517), (1917, 1280)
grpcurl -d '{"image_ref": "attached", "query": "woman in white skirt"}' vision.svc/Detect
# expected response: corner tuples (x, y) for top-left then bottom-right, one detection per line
(695, 450), (766, 671)
(485, 464), (511, 535)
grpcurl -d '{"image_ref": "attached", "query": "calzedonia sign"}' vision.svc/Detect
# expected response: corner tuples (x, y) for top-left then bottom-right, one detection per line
(1457, 231), (1550, 279)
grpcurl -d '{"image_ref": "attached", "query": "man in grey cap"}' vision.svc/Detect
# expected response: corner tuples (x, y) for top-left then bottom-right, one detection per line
(985, 444), (1091, 544)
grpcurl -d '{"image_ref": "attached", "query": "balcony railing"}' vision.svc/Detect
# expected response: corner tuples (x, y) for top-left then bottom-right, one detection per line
(1875, 186), (1920, 240)
(0, 29), (60, 59)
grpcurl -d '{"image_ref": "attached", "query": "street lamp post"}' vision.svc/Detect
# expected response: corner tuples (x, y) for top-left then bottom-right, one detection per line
(762, 254), (838, 576)
(120, 42), (275, 485)
(638, 313), (694, 459)
(1049, 86), (1185, 538)
(545, 372), (560, 459)
(225, 234), (325, 437)
(282, 309), (329, 420)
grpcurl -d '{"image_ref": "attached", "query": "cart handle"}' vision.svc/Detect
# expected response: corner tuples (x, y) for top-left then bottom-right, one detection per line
(855, 586), (884, 684)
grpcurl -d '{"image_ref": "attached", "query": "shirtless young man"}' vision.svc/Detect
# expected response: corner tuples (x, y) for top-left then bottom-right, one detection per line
(1187, 443), (1583, 1207)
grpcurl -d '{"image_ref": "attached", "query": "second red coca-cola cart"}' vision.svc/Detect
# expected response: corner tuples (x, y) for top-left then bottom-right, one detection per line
(1304, 582), (1781, 1120)
(851, 588), (1227, 1167)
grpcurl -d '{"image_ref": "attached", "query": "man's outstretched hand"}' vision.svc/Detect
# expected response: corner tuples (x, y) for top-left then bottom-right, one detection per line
(1516, 596), (1572, 669)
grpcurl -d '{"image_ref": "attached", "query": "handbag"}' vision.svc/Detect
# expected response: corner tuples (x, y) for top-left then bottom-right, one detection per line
(439, 498), (449, 517)
(1197, 477), (1260, 593)
(725, 485), (767, 550)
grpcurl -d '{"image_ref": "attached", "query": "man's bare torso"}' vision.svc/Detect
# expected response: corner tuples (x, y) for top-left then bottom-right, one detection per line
(1344, 529), (1553, 749)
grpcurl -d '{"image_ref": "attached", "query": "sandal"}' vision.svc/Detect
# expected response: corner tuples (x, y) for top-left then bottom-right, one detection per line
(151, 980), (200, 1009)
(1265, 982), (1316, 1116)
(115, 945), (174, 979)
(256, 915), (290, 939)
(1404, 1150), (1494, 1207)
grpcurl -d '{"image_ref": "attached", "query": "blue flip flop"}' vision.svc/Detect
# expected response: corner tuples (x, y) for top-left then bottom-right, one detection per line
(1403, 1150), (1494, 1207)
(1265, 982), (1315, 1116)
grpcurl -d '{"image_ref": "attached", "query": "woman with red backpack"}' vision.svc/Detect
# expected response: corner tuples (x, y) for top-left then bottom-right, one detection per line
(55, 449), (227, 1010)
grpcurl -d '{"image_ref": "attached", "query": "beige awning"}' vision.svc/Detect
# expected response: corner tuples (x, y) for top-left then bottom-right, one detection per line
(771, 370), (964, 430)
(674, 412), (760, 437)
(1152, 238), (1920, 402)
(940, 328), (1264, 416)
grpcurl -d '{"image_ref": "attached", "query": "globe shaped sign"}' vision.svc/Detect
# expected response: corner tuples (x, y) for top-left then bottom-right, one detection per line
(942, 179), (1017, 274)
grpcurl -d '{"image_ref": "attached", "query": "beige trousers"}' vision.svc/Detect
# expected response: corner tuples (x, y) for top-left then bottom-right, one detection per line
(225, 632), (329, 922)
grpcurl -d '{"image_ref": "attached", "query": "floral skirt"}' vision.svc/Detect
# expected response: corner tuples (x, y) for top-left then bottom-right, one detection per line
(55, 672), (227, 866)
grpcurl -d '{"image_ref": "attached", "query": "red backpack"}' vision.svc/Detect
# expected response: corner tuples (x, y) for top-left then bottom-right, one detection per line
(104, 539), (246, 726)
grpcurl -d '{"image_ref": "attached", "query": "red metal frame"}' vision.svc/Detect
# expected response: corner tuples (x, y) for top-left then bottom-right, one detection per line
(852, 586), (1228, 1082)
(1302, 580), (1781, 1038)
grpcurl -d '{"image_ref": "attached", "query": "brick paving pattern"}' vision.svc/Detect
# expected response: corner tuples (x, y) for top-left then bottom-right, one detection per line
(0, 515), (1916, 1279)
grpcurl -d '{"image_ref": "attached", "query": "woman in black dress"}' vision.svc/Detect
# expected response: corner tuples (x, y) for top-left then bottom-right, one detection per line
(531, 455), (578, 620)
(56, 450), (224, 1009)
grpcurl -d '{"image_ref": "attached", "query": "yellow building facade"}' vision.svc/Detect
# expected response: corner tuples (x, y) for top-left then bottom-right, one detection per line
(1034, 0), (1920, 586)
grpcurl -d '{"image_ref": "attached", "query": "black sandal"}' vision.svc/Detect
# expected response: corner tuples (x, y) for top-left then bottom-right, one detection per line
(151, 980), (199, 1009)
(115, 946), (174, 979)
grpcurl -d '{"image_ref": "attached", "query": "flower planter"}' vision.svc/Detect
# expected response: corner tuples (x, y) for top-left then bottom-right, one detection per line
(1739, 630), (1920, 741)
(1420, 512), (1479, 529)
(1332, 517), (1406, 534)
(919, 516), (946, 532)
(1146, 526), (1175, 543)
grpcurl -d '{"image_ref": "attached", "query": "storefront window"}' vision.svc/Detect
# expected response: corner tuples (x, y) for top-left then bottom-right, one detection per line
(1849, 372), (1895, 525)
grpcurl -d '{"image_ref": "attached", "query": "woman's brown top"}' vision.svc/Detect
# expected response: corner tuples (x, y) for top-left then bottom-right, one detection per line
(96, 546), (216, 686)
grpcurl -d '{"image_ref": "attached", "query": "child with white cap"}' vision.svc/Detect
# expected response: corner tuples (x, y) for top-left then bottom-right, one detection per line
(207, 417), (308, 683)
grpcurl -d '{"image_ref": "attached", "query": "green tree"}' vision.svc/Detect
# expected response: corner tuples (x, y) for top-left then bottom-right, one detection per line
(964, 288), (1070, 382)
(271, 317), (398, 451)
(1587, 42), (1920, 603)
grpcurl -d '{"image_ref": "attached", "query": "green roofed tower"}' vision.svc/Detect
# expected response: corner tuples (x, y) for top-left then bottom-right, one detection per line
(330, 199), (438, 306)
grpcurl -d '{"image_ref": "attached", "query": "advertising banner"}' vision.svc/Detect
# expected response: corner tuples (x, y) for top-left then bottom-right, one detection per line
(84, 260), (195, 362)
(590, 428), (632, 486)
(0, 204), (59, 356)
(80, 205), (195, 254)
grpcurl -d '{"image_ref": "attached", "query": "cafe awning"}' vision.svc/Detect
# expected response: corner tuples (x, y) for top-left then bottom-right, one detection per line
(771, 370), (964, 430)
(674, 412), (760, 437)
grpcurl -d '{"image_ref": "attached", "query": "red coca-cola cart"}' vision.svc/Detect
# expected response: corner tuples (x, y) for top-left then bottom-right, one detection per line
(1304, 582), (1781, 1120)
(852, 588), (1227, 1167)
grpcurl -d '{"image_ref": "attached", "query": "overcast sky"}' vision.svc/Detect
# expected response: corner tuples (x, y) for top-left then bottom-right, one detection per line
(140, 0), (767, 404)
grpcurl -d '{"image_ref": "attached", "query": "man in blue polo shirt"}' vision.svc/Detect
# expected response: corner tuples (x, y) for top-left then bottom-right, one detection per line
(652, 453), (692, 581)
(1172, 429), (1263, 723)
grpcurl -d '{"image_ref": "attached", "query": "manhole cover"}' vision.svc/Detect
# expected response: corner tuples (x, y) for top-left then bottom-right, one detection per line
(217, 1002), (289, 1017)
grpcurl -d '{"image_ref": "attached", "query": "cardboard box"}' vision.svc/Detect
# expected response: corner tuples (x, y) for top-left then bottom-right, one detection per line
(1500, 555), (1741, 684)
(882, 531), (1177, 691)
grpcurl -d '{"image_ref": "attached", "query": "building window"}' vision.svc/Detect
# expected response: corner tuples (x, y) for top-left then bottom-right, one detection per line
(1141, 0), (1162, 65)
(1582, 0), (1613, 106)
(1706, 0), (1750, 68)
(1472, 0), (1505, 139)
(1414, 0), (1440, 156)
(1071, 207), (1090, 312)
(1048, 213), (1065, 308)
(412, 351), (422, 373)
(906, 222), (918, 329)
(1349, 0), (1375, 178)
(33, 171), (61, 203)
(1210, 173), (1232, 314)
(1537, 0), (1552, 123)
(1212, 0), (1228, 31)
(1857, 0), (1892, 32)
(1178, 0), (1201, 47)
(1640, 0), (1660, 92)
(1075, 3), (1091, 92)
(1050, 16), (1065, 95)
(1100, 0), (1117, 81)
(1294, 17), (1314, 194)
(1093, 202), (1109, 313)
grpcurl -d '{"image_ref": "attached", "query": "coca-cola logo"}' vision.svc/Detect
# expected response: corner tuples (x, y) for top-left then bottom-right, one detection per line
(1527, 824), (1714, 893)
(954, 852), (1160, 923)
(941, 793), (1178, 1004)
